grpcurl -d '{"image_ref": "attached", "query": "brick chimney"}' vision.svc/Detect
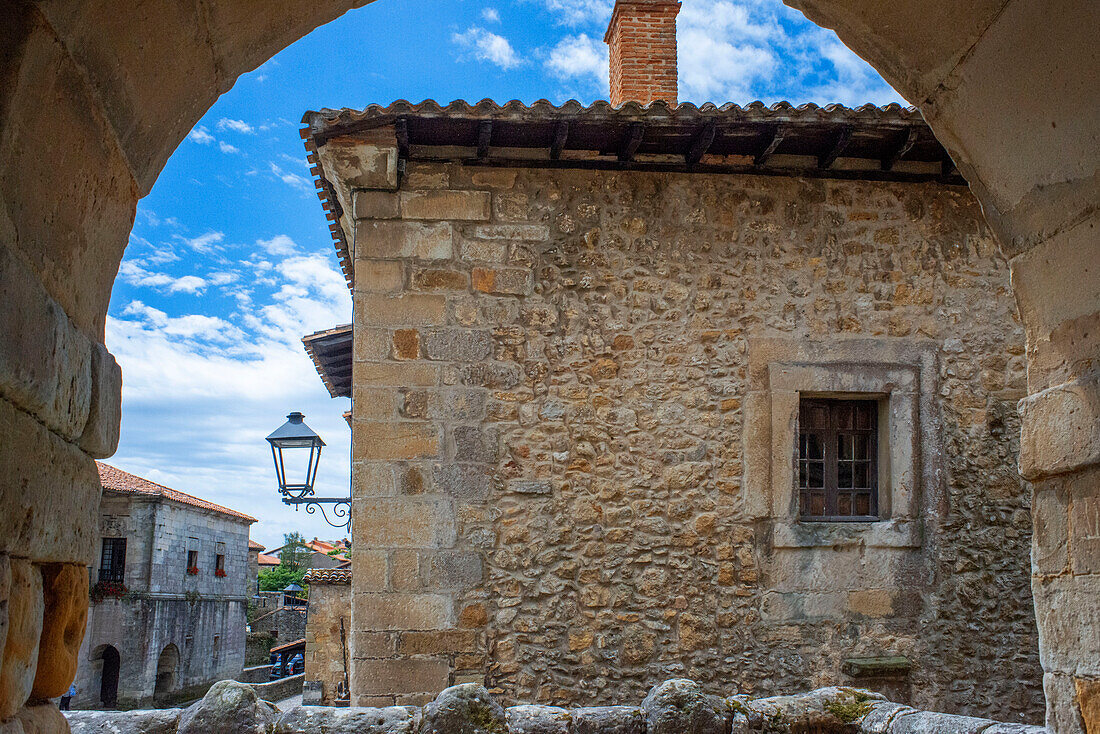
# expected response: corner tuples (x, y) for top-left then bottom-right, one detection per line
(603, 0), (681, 107)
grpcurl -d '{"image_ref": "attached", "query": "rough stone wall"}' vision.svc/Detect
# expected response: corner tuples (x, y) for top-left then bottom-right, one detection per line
(251, 607), (307, 645)
(73, 493), (251, 708)
(303, 581), (351, 704)
(341, 150), (1042, 721)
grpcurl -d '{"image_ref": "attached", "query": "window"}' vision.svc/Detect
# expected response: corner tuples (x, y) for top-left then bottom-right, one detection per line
(799, 398), (878, 520)
(99, 538), (126, 583)
(215, 553), (226, 577)
(186, 550), (199, 575)
(213, 635), (220, 662)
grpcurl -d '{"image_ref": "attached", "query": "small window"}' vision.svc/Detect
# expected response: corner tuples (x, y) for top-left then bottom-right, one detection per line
(99, 538), (126, 583)
(187, 550), (199, 574)
(215, 554), (226, 577)
(799, 398), (878, 520)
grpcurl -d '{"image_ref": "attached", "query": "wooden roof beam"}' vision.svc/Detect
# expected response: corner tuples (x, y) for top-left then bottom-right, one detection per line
(686, 122), (717, 166)
(818, 126), (853, 169)
(882, 127), (918, 171)
(618, 122), (645, 162)
(477, 120), (493, 160)
(395, 118), (410, 157)
(755, 124), (786, 166)
(550, 121), (570, 160)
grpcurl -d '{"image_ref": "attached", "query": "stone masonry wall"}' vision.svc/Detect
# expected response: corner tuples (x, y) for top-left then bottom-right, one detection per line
(303, 580), (351, 704)
(337, 142), (1042, 721)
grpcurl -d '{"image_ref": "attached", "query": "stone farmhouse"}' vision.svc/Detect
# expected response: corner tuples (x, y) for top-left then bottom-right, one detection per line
(298, 0), (1046, 720)
(0, 0), (1096, 731)
(72, 463), (256, 709)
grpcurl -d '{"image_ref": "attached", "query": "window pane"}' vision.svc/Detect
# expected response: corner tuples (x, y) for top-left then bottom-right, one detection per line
(838, 461), (852, 488)
(853, 462), (869, 488)
(854, 404), (873, 430)
(808, 461), (824, 488)
(801, 433), (824, 460)
(852, 434), (868, 460)
(799, 462), (807, 488)
(809, 493), (826, 516)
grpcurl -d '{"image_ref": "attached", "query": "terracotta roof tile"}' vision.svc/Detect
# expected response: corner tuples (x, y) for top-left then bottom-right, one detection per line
(257, 553), (280, 566)
(303, 568), (352, 585)
(249, 539), (266, 551)
(96, 462), (257, 523)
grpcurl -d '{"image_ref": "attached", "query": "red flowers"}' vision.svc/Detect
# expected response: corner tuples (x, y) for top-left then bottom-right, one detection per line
(187, 566), (199, 575)
(215, 568), (227, 578)
(90, 581), (127, 602)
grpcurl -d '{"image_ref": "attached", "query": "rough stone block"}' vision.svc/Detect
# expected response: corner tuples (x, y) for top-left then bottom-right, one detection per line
(411, 268), (469, 292)
(353, 498), (455, 548)
(276, 705), (421, 734)
(452, 425), (499, 463)
(403, 390), (487, 422)
(888, 710), (996, 734)
(422, 330), (492, 362)
(356, 550), (387, 591)
(356, 261), (405, 293)
(397, 630), (480, 655)
(506, 705), (571, 734)
(354, 363), (440, 388)
(13, 703), (66, 734)
(460, 239), (508, 264)
(358, 222), (452, 260)
(847, 589), (896, 618)
(32, 564), (87, 698)
(319, 140), (398, 192)
(354, 191), (401, 220)
(1032, 573), (1100, 677)
(353, 462), (396, 499)
(1018, 372), (1100, 480)
(471, 267), (532, 296)
(432, 464), (491, 502)
(461, 363), (522, 389)
(422, 684), (505, 734)
(66, 708), (182, 733)
(77, 343), (121, 458)
(571, 706), (645, 734)
(1070, 493), (1100, 575)
(423, 552), (484, 590)
(353, 422), (440, 460)
(506, 480), (551, 496)
(392, 330), (420, 360)
(400, 191), (490, 221)
(354, 328), (394, 362)
(352, 632), (396, 658)
(642, 679), (730, 734)
(356, 293), (448, 327)
(352, 388), (399, 420)
(0, 561), (43, 720)
(471, 225), (550, 241)
(177, 679), (278, 734)
(353, 659), (450, 696)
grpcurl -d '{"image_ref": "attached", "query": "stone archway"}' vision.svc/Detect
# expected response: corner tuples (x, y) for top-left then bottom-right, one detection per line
(0, 0), (1096, 731)
(94, 645), (120, 708)
(153, 644), (180, 702)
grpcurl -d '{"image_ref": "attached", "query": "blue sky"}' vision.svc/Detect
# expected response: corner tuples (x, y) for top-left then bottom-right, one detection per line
(107, 0), (905, 548)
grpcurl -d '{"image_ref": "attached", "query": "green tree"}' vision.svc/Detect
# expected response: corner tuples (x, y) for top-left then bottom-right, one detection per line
(279, 531), (310, 572)
(257, 565), (304, 592)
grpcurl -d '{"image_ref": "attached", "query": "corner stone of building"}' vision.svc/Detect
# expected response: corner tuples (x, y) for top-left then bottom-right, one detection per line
(60, 679), (1050, 734)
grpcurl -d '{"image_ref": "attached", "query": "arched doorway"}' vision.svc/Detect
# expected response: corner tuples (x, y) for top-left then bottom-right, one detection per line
(97, 645), (120, 708)
(154, 644), (180, 701)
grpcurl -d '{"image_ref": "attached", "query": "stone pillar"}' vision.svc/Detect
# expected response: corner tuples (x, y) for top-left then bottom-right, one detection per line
(321, 131), (534, 705)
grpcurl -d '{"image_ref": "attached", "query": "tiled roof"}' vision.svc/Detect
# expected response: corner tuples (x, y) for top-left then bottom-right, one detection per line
(303, 568), (352, 585)
(300, 98), (961, 291)
(257, 553), (280, 566)
(303, 325), (352, 398)
(96, 462), (256, 523)
(249, 539), (266, 551)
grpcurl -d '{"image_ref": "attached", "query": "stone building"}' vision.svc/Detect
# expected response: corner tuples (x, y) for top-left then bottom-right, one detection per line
(302, 567), (353, 705)
(72, 463), (256, 708)
(296, 1), (1045, 721)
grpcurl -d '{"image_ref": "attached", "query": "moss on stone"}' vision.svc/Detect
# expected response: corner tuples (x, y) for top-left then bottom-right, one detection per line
(824, 690), (874, 723)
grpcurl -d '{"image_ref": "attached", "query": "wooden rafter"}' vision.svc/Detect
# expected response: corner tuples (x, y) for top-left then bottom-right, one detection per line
(686, 122), (717, 166)
(618, 122), (645, 162)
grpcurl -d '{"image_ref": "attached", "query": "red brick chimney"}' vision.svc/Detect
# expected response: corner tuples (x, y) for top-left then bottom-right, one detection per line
(603, 0), (681, 107)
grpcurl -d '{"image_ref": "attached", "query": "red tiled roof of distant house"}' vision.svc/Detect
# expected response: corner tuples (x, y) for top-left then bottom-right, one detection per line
(249, 539), (265, 551)
(257, 553), (280, 566)
(96, 462), (257, 523)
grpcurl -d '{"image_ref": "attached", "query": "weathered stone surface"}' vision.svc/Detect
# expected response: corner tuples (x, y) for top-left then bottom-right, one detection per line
(66, 708), (182, 733)
(421, 684), (506, 734)
(1075, 677), (1100, 734)
(357, 222), (452, 261)
(1018, 372), (1100, 480)
(77, 342), (122, 458)
(422, 330), (493, 362)
(13, 703), (66, 734)
(0, 561), (42, 720)
(32, 564), (87, 698)
(505, 705), (570, 734)
(571, 706), (645, 734)
(176, 680), (278, 734)
(887, 710), (996, 734)
(275, 705), (420, 734)
(400, 191), (490, 222)
(642, 679), (729, 734)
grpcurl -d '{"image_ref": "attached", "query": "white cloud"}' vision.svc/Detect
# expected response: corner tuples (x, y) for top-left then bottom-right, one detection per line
(217, 118), (256, 134)
(258, 235), (299, 256)
(545, 33), (608, 89)
(481, 7), (501, 22)
(119, 262), (208, 294)
(181, 231), (225, 254)
(541, 0), (612, 25)
(106, 254), (352, 546)
(208, 271), (239, 287)
(269, 163), (314, 194)
(188, 126), (215, 145)
(219, 141), (241, 154)
(452, 26), (523, 70)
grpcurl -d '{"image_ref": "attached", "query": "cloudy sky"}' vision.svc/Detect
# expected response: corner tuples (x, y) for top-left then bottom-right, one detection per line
(109, 0), (905, 548)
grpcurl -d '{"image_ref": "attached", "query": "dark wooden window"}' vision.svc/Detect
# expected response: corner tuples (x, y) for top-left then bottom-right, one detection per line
(187, 550), (198, 571)
(99, 538), (126, 583)
(799, 398), (879, 520)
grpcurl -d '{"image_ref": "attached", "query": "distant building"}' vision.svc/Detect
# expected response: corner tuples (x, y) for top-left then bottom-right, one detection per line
(74, 463), (256, 709)
(265, 537), (350, 570)
(302, 567), (352, 706)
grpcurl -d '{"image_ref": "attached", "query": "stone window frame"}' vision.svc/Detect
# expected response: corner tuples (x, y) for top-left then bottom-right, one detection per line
(742, 338), (942, 549)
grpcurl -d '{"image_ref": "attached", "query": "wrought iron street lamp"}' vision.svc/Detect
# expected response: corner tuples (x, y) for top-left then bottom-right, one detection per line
(266, 412), (350, 531)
